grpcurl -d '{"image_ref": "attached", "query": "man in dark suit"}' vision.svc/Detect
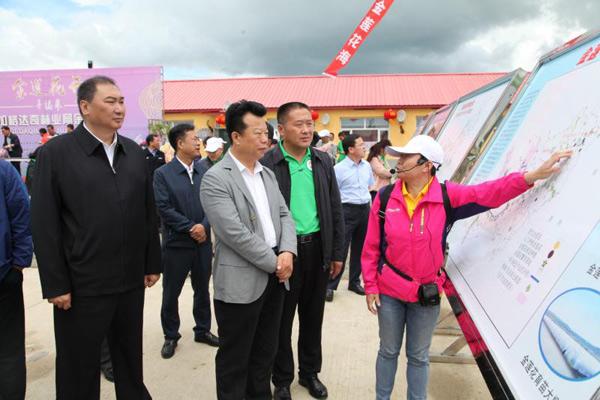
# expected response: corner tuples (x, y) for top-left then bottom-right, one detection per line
(31, 75), (161, 400)
(153, 123), (218, 359)
(261, 102), (344, 400)
(144, 133), (166, 175)
(2, 126), (23, 174)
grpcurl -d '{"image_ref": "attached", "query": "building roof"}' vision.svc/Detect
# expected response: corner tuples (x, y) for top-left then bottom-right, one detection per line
(164, 72), (506, 113)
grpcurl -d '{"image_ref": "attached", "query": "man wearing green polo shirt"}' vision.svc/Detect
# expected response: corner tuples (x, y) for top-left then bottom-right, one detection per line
(261, 102), (345, 400)
(336, 131), (347, 163)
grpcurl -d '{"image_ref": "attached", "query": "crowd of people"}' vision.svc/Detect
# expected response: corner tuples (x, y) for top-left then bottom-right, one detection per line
(0, 75), (571, 400)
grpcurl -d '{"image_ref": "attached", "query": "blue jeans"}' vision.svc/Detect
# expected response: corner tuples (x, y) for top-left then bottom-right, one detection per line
(375, 294), (440, 400)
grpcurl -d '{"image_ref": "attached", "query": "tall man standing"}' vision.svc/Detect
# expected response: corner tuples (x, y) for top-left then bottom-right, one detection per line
(2, 126), (23, 173)
(200, 100), (296, 400)
(261, 102), (344, 400)
(31, 75), (162, 400)
(145, 133), (166, 175)
(153, 123), (218, 359)
(0, 159), (33, 400)
(327, 134), (373, 301)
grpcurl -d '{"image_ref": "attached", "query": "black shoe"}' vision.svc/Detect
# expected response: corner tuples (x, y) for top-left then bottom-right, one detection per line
(348, 283), (365, 296)
(161, 339), (177, 359)
(101, 365), (114, 382)
(325, 289), (334, 302)
(299, 375), (328, 399)
(194, 331), (219, 347)
(273, 385), (292, 400)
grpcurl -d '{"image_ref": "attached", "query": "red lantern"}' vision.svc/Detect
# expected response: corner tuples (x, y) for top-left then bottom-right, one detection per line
(311, 110), (319, 121)
(384, 109), (397, 120)
(215, 113), (226, 125)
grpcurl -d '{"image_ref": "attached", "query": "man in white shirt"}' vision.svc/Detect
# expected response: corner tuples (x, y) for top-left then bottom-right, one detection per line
(200, 100), (297, 400)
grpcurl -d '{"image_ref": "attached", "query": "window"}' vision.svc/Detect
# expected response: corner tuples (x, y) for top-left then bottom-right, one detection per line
(340, 117), (389, 149)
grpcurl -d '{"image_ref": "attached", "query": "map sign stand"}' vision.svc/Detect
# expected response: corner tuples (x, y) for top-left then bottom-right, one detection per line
(444, 30), (600, 399)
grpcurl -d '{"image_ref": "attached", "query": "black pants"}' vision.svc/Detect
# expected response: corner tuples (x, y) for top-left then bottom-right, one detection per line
(54, 288), (150, 400)
(0, 268), (26, 400)
(161, 244), (212, 340)
(10, 161), (21, 175)
(328, 203), (370, 290)
(214, 274), (285, 400)
(100, 338), (112, 371)
(273, 234), (329, 387)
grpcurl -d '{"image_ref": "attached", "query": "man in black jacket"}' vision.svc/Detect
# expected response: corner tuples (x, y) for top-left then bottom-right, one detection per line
(145, 133), (166, 175)
(31, 75), (161, 400)
(261, 102), (344, 400)
(2, 126), (23, 173)
(153, 123), (218, 359)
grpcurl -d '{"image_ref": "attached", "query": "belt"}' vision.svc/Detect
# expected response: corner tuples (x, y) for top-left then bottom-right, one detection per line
(342, 202), (370, 208)
(297, 231), (320, 245)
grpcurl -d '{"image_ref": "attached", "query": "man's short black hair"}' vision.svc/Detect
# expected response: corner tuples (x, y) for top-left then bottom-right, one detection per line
(39, 128), (47, 134)
(225, 100), (267, 142)
(342, 133), (361, 154)
(47, 124), (55, 129)
(1, 125), (9, 131)
(77, 75), (117, 115)
(338, 131), (348, 139)
(266, 122), (275, 141)
(277, 102), (310, 124)
(66, 124), (74, 129)
(146, 133), (159, 145)
(168, 123), (195, 153)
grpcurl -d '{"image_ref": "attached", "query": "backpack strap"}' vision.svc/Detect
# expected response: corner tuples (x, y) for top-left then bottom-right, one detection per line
(377, 184), (413, 281)
(440, 181), (454, 235)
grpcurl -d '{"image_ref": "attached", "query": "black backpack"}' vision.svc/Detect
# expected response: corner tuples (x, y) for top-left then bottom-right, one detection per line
(376, 182), (454, 279)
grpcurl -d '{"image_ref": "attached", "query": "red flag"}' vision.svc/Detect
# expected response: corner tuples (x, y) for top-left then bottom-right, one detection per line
(323, 0), (395, 77)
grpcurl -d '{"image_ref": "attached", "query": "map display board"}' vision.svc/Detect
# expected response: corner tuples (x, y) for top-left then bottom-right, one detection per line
(435, 70), (526, 182)
(446, 31), (600, 400)
(421, 101), (456, 139)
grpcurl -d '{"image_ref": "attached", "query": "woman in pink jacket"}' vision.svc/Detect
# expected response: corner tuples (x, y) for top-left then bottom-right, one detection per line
(361, 135), (571, 400)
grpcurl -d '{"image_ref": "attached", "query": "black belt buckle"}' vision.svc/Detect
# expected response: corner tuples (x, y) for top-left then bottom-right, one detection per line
(297, 232), (318, 245)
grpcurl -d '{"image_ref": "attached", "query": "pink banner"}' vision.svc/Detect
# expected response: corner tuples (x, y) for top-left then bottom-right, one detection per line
(323, 0), (395, 77)
(0, 66), (163, 156)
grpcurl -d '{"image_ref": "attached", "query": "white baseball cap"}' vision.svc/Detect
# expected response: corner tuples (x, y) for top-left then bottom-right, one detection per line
(205, 137), (225, 152)
(318, 129), (332, 138)
(386, 135), (444, 165)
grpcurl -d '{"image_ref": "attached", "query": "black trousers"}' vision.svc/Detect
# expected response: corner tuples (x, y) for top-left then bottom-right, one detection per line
(54, 288), (150, 400)
(328, 203), (370, 290)
(272, 234), (328, 387)
(10, 161), (21, 175)
(161, 244), (212, 340)
(0, 268), (26, 400)
(214, 274), (285, 400)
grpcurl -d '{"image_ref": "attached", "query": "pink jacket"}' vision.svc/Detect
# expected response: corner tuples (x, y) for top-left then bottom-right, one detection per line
(361, 172), (532, 302)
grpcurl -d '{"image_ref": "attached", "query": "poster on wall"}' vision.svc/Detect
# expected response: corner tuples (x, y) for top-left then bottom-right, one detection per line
(446, 31), (600, 400)
(434, 69), (526, 182)
(0, 66), (163, 157)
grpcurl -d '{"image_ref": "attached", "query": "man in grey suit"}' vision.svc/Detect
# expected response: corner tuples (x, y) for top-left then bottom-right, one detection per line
(200, 100), (296, 400)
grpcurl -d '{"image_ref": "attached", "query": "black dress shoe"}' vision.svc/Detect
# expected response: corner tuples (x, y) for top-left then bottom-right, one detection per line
(194, 331), (219, 347)
(299, 375), (328, 399)
(348, 283), (365, 296)
(161, 339), (177, 359)
(273, 385), (292, 400)
(325, 289), (334, 302)
(101, 365), (114, 382)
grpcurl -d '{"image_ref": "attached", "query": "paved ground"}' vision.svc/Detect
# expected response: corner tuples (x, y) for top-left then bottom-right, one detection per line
(22, 267), (492, 399)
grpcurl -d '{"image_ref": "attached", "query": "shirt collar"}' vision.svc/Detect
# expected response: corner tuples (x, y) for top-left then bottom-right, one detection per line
(176, 155), (194, 173)
(279, 140), (311, 164)
(84, 122), (117, 149)
(229, 150), (263, 174)
(402, 177), (434, 201)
